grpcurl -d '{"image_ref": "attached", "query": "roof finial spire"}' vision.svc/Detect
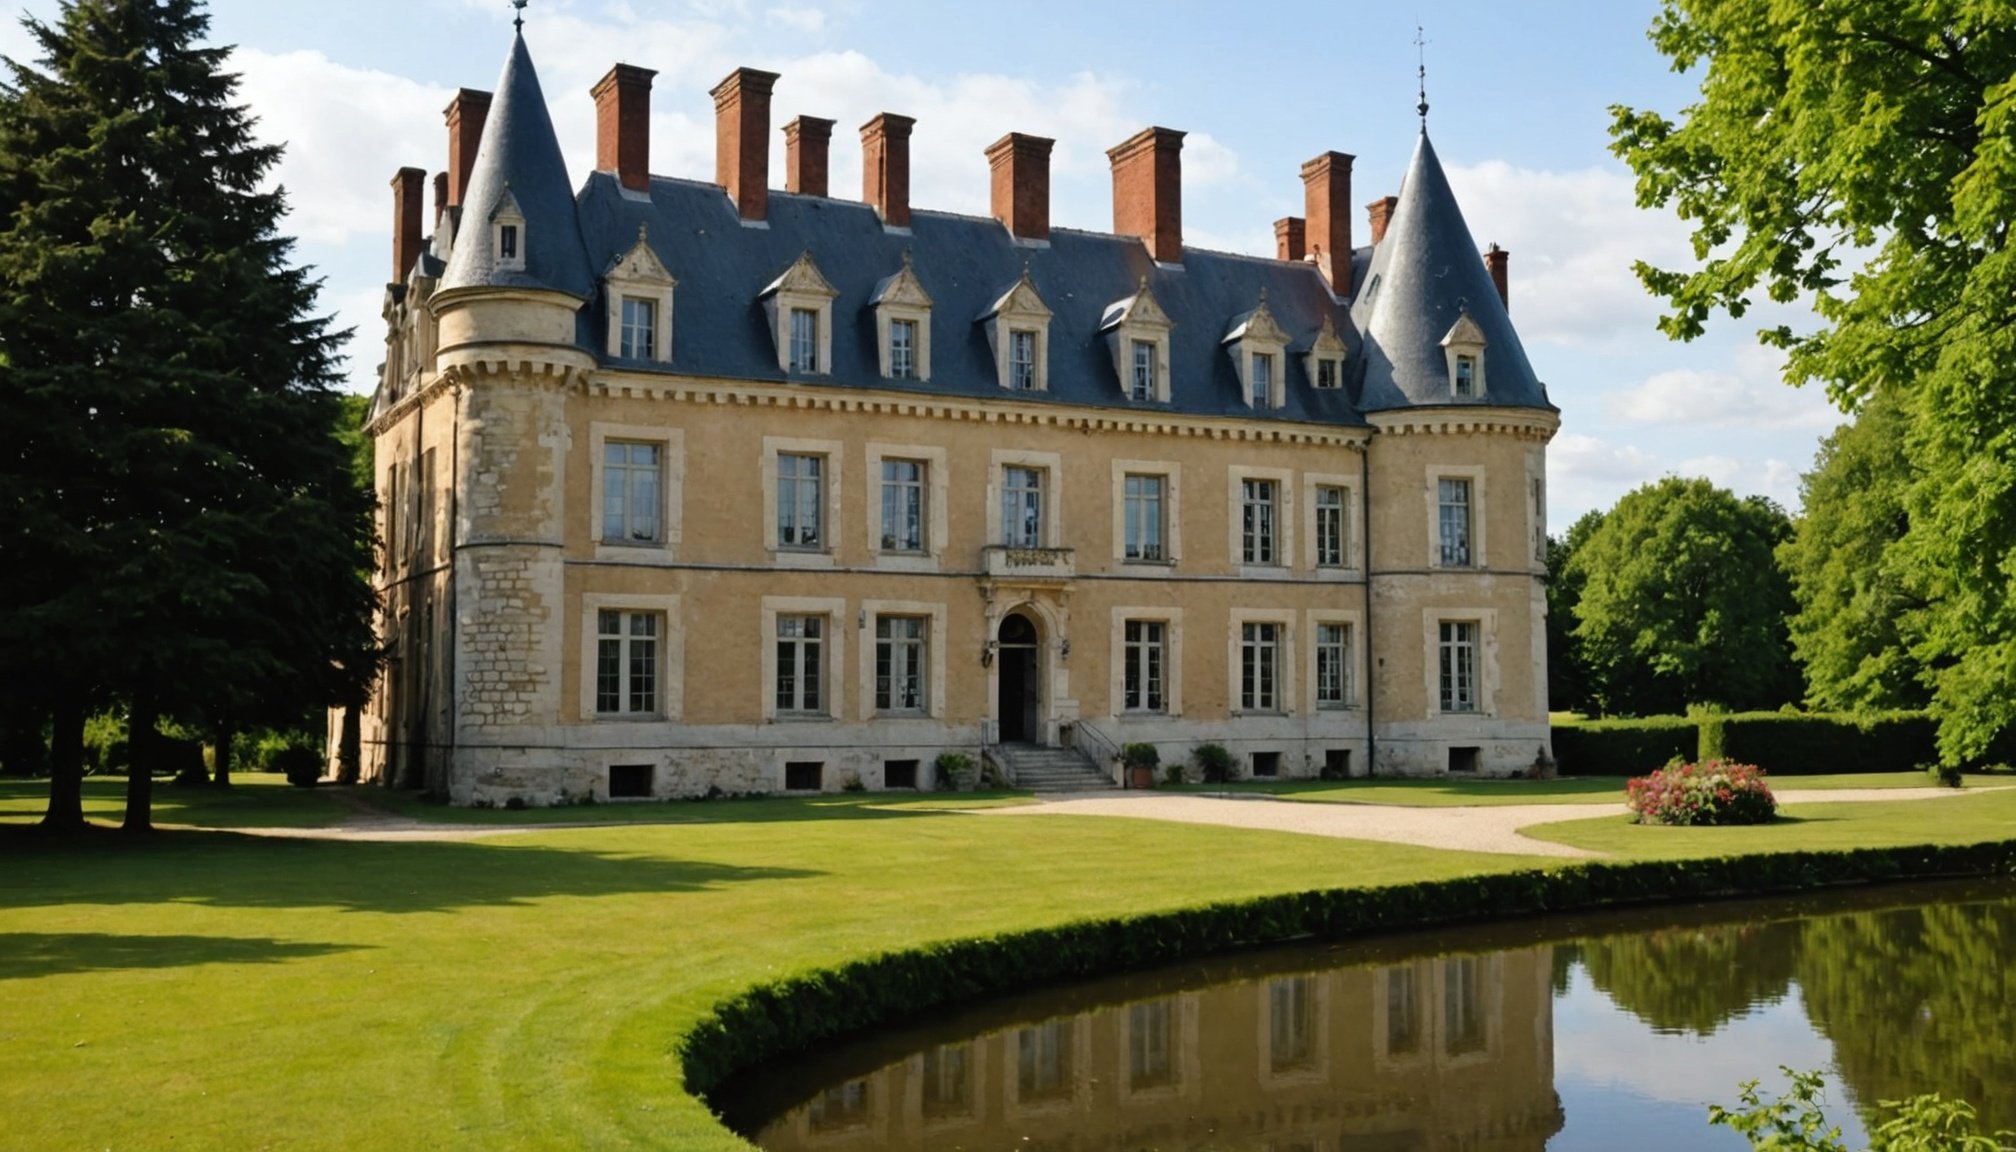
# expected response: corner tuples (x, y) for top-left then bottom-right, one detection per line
(1414, 24), (1430, 130)
(511, 0), (528, 31)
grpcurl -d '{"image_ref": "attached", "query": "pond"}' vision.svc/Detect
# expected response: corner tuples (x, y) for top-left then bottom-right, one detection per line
(714, 879), (2016, 1151)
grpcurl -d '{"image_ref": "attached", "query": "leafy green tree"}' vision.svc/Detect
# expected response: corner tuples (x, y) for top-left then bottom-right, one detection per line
(1611, 3), (2016, 761)
(1569, 477), (1800, 715)
(1778, 390), (1927, 713)
(1580, 919), (1801, 1036)
(0, 0), (375, 830)
(1546, 510), (1605, 714)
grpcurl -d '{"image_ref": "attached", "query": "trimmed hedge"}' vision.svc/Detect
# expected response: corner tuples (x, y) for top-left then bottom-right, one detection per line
(679, 839), (2016, 1098)
(1552, 717), (1698, 777)
(1698, 711), (1937, 775)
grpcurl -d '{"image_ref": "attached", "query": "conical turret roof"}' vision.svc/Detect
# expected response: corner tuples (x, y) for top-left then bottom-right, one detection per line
(1349, 133), (1550, 412)
(440, 32), (593, 299)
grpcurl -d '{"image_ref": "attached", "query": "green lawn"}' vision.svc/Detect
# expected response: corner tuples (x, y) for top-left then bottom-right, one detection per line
(1523, 786), (2016, 857)
(2, 774), (2013, 1150)
(1167, 770), (2007, 807)
(0, 773), (354, 828)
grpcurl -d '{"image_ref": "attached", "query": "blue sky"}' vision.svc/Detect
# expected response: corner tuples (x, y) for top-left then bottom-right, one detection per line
(0, 0), (1848, 524)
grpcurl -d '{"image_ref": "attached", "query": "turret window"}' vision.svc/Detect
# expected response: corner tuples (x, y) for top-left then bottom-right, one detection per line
(1455, 354), (1476, 397)
(499, 225), (519, 261)
(1440, 309), (1488, 400)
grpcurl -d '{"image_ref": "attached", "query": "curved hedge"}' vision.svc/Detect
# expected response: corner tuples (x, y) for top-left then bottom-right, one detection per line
(680, 839), (2016, 1098)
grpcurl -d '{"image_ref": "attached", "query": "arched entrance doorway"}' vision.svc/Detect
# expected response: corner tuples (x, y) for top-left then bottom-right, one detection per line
(996, 611), (1043, 744)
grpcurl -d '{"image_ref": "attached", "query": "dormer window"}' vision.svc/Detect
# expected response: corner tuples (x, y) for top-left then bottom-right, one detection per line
(761, 251), (838, 376)
(870, 250), (933, 382)
(981, 268), (1052, 393)
(490, 187), (527, 274)
(499, 225), (520, 261)
(1223, 290), (1290, 410)
(1440, 309), (1489, 400)
(1305, 312), (1347, 390)
(1101, 277), (1174, 403)
(601, 223), (676, 365)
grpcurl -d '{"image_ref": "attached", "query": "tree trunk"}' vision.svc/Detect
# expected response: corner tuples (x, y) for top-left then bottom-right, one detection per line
(41, 696), (87, 831)
(212, 719), (235, 787)
(337, 703), (361, 785)
(123, 692), (155, 834)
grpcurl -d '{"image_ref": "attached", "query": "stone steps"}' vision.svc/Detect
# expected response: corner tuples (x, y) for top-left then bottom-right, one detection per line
(992, 744), (1119, 792)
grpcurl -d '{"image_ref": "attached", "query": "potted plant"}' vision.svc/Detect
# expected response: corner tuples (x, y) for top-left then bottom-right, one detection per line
(1121, 743), (1160, 790)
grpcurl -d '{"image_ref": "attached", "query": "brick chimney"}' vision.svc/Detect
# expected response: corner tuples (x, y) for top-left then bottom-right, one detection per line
(1485, 243), (1510, 310)
(783, 116), (834, 196)
(592, 63), (657, 193)
(1275, 217), (1306, 262)
(986, 132), (1053, 241)
(710, 67), (779, 220)
(1367, 195), (1399, 245)
(1108, 127), (1184, 263)
(391, 167), (425, 282)
(432, 172), (448, 226)
(443, 88), (493, 209)
(861, 113), (915, 227)
(1301, 150), (1354, 293)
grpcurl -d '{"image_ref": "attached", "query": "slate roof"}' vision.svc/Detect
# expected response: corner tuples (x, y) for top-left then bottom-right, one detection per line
(1350, 133), (1552, 413)
(439, 33), (594, 299)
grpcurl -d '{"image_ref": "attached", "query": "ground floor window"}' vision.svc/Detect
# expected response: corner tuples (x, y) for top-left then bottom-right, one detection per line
(774, 614), (824, 714)
(1122, 619), (1167, 712)
(1241, 621), (1280, 711)
(1438, 620), (1478, 713)
(875, 616), (928, 713)
(596, 609), (659, 715)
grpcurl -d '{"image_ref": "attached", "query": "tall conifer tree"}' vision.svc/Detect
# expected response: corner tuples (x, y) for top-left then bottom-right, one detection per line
(0, 0), (376, 832)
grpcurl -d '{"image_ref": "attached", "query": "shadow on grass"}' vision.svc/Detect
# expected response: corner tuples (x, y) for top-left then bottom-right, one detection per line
(0, 932), (367, 981)
(0, 828), (822, 915)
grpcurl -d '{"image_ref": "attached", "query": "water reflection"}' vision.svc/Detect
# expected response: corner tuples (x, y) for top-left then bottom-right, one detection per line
(723, 880), (2016, 1151)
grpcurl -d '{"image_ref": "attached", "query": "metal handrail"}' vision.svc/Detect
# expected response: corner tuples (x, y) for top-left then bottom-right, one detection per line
(1071, 719), (1125, 787)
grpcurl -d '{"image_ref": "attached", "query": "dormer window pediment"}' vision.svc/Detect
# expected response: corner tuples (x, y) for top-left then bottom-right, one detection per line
(761, 251), (839, 376)
(603, 223), (676, 364)
(1439, 309), (1489, 399)
(1223, 291), (1290, 410)
(1101, 277), (1175, 403)
(980, 268), (1052, 392)
(871, 250), (933, 382)
(1305, 312), (1348, 390)
(490, 187), (526, 273)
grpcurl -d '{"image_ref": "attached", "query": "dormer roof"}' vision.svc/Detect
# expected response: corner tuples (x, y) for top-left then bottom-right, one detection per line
(869, 250), (932, 308)
(761, 250), (840, 299)
(439, 33), (593, 299)
(1221, 292), (1290, 346)
(1100, 278), (1173, 332)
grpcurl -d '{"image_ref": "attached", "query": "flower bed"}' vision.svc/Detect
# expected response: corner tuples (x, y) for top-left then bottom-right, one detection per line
(1627, 759), (1777, 826)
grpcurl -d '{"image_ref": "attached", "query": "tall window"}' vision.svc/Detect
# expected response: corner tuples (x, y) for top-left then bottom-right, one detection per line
(498, 223), (519, 261)
(890, 317), (918, 380)
(1315, 357), (1339, 389)
(1316, 622), (1351, 708)
(1439, 620), (1478, 713)
(789, 307), (819, 373)
(1241, 621), (1280, 711)
(920, 1044), (972, 1119)
(1315, 484), (1346, 567)
(595, 609), (658, 715)
(1445, 957), (1486, 1055)
(1251, 352), (1274, 408)
(1130, 339), (1156, 401)
(1454, 354), (1477, 397)
(1123, 620), (1166, 713)
(1002, 466), (1044, 548)
(1268, 977), (1315, 1072)
(1009, 329), (1038, 390)
(1017, 1020), (1074, 1103)
(880, 459), (926, 552)
(774, 615), (824, 714)
(602, 441), (661, 543)
(619, 297), (656, 359)
(1242, 478), (1278, 565)
(1532, 477), (1547, 563)
(1385, 967), (1421, 1056)
(875, 616), (928, 713)
(1123, 473), (1164, 561)
(777, 453), (824, 549)
(1438, 478), (1473, 566)
(1128, 1000), (1177, 1091)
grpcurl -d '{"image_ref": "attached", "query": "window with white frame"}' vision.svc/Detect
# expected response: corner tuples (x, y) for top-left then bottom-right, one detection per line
(1439, 620), (1478, 713)
(1128, 1000), (1177, 1091)
(890, 318), (918, 380)
(1242, 478), (1279, 565)
(1440, 310), (1488, 399)
(1315, 485), (1347, 567)
(1385, 966), (1422, 1057)
(789, 307), (820, 374)
(619, 297), (656, 360)
(1241, 621), (1281, 711)
(880, 458), (926, 553)
(1002, 465), (1044, 548)
(1268, 977), (1316, 1073)
(1444, 957), (1487, 1055)
(873, 252), (933, 382)
(1123, 620), (1167, 712)
(1251, 353), (1274, 409)
(874, 615), (928, 713)
(596, 609), (659, 715)
(1315, 622), (1352, 708)
(498, 224), (520, 262)
(1009, 329), (1038, 391)
(1454, 354), (1477, 397)
(1123, 473), (1165, 561)
(774, 614), (824, 714)
(1130, 340), (1156, 402)
(601, 441), (662, 544)
(1438, 478), (1473, 567)
(777, 453), (824, 549)
(1315, 358), (1339, 389)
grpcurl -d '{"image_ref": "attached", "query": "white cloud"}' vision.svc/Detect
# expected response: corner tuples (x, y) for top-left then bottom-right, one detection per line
(1551, 432), (1661, 485)
(765, 6), (826, 33)
(1676, 454), (1743, 487)
(1605, 367), (1841, 432)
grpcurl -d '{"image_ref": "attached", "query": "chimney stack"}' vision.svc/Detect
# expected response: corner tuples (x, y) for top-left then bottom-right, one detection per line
(1275, 217), (1306, 262)
(1300, 150), (1354, 293)
(861, 113), (916, 227)
(432, 172), (448, 226)
(986, 132), (1053, 241)
(1108, 127), (1185, 263)
(711, 67), (780, 221)
(443, 88), (493, 209)
(391, 167), (426, 282)
(784, 116), (835, 196)
(1485, 243), (1510, 310)
(1367, 195), (1399, 245)
(592, 63), (658, 193)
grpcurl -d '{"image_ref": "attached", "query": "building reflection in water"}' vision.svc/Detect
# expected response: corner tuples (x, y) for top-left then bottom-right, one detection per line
(754, 948), (1563, 1151)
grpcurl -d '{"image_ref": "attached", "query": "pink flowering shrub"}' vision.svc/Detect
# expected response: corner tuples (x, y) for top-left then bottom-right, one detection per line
(1627, 759), (1777, 826)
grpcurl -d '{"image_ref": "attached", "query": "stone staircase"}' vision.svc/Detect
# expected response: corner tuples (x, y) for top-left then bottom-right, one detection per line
(992, 742), (1119, 793)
